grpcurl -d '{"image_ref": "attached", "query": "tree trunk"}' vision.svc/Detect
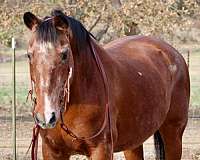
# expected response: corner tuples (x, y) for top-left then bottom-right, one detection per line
(68, 0), (77, 5)
(124, 22), (140, 36)
(111, 0), (122, 9)
(176, 0), (183, 10)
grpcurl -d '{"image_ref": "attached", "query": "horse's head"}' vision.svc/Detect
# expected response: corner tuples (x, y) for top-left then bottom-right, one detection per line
(24, 11), (74, 129)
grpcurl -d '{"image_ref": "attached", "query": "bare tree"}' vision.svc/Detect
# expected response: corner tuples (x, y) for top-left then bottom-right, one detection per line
(196, 0), (200, 5)
(176, 0), (184, 10)
(124, 22), (140, 36)
(68, 0), (76, 5)
(111, 0), (122, 9)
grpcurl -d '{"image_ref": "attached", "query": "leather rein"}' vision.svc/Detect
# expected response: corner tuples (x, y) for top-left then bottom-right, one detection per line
(26, 37), (113, 160)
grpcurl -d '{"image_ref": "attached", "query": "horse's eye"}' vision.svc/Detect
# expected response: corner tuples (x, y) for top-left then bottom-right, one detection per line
(27, 52), (32, 60)
(61, 48), (69, 61)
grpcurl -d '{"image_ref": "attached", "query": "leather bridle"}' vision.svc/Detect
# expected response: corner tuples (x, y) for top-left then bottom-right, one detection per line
(27, 37), (114, 160)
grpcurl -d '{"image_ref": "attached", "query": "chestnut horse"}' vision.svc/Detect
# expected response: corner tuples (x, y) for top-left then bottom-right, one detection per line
(23, 10), (190, 160)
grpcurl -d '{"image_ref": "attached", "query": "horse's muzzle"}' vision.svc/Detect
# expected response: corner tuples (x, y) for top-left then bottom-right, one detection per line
(34, 112), (57, 129)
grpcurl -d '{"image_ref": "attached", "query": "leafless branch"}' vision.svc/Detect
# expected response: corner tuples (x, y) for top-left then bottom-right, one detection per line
(89, 15), (101, 32)
(96, 24), (110, 41)
(89, 5), (106, 32)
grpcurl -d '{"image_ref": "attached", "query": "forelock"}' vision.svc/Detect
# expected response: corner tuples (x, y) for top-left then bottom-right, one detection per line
(36, 18), (58, 43)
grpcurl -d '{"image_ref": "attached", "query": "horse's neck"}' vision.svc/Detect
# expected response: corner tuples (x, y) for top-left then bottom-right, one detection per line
(70, 40), (110, 106)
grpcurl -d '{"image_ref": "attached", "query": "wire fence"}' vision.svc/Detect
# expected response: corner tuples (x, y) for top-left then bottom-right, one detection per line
(0, 47), (200, 159)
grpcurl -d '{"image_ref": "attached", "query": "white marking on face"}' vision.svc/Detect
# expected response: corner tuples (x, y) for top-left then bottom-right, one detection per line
(31, 80), (35, 89)
(39, 42), (54, 53)
(44, 93), (56, 124)
(40, 78), (45, 88)
(40, 74), (56, 124)
(40, 76), (49, 88)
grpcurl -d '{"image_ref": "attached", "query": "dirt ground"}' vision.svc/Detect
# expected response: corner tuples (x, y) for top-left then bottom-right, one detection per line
(0, 117), (200, 160)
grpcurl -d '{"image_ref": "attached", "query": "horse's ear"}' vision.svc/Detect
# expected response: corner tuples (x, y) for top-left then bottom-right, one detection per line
(53, 15), (69, 32)
(23, 12), (41, 31)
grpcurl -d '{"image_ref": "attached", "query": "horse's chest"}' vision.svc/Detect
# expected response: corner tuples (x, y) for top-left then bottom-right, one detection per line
(42, 131), (89, 155)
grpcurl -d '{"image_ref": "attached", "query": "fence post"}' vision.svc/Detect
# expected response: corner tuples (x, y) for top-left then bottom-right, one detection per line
(12, 37), (16, 160)
(187, 50), (190, 69)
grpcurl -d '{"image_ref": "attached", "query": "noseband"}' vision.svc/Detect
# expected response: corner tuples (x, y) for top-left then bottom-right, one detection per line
(26, 38), (113, 160)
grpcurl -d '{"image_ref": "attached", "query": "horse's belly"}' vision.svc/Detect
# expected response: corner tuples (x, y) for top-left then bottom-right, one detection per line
(114, 105), (167, 151)
(113, 74), (171, 151)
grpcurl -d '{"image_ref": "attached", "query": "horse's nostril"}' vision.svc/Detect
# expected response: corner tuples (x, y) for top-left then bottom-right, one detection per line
(34, 113), (43, 123)
(49, 112), (56, 124)
(34, 113), (46, 128)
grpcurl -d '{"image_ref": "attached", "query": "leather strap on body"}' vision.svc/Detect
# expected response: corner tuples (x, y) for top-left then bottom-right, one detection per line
(60, 37), (113, 159)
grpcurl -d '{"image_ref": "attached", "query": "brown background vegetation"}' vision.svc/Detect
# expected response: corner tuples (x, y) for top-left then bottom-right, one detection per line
(0, 0), (200, 48)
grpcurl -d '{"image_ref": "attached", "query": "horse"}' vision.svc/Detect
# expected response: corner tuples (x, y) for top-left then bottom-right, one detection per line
(23, 10), (190, 160)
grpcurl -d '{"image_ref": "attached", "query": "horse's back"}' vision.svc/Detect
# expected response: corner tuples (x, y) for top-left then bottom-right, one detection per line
(104, 36), (185, 67)
(104, 35), (189, 91)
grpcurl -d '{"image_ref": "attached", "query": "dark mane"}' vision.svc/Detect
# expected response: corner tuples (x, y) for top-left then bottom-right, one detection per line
(36, 10), (93, 54)
(36, 16), (57, 43)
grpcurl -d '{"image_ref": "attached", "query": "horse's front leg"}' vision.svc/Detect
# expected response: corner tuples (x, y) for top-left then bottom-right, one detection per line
(42, 141), (70, 160)
(89, 142), (113, 160)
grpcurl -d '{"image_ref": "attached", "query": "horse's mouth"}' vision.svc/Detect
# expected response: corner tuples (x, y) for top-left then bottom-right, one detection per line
(37, 121), (57, 129)
(46, 121), (57, 129)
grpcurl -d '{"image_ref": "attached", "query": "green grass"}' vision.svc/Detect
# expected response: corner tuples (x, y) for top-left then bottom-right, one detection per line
(0, 60), (30, 107)
(0, 86), (12, 105)
(190, 87), (200, 107)
(0, 48), (27, 56)
(188, 51), (200, 108)
(0, 86), (29, 105)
